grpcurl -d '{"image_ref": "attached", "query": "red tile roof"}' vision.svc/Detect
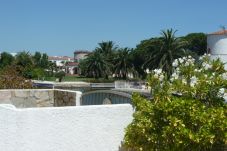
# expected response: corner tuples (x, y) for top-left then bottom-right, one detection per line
(208, 30), (227, 35)
(65, 62), (79, 66)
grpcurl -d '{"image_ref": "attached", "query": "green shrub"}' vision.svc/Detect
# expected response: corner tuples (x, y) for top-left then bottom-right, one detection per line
(124, 54), (227, 151)
(55, 71), (66, 82)
(0, 65), (33, 89)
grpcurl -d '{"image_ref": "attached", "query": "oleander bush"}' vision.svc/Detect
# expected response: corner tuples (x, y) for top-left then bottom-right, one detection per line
(124, 54), (227, 151)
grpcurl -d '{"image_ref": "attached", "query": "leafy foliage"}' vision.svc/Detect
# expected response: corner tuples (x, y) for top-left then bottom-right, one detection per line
(124, 55), (227, 151)
(0, 65), (33, 89)
(183, 33), (207, 55)
(79, 50), (112, 79)
(55, 71), (66, 82)
(113, 48), (136, 79)
(143, 29), (189, 76)
(0, 52), (14, 69)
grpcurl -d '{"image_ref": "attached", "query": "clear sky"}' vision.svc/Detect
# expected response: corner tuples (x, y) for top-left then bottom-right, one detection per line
(0, 0), (227, 56)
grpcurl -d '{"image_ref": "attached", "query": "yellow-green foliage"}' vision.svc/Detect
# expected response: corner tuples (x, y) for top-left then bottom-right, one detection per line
(124, 55), (227, 151)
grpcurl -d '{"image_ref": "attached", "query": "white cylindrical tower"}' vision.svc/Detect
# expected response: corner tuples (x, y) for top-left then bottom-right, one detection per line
(207, 30), (227, 67)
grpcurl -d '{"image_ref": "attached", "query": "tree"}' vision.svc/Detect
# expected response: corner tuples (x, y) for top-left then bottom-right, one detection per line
(31, 68), (45, 80)
(0, 65), (32, 89)
(15, 51), (34, 78)
(40, 53), (49, 69)
(48, 62), (58, 76)
(33, 52), (49, 69)
(0, 52), (14, 69)
(144, 29), (188, 76)
(82, 50), (111, 79)
(96, 41), (117, 57)
(113, 48), (135, 79)
(15, 51), (33, 67)
(55, 71), (65, 82)
(33, 51), (42, 67)
(96, 41), (118, 77)
(183, 33), (207, 55)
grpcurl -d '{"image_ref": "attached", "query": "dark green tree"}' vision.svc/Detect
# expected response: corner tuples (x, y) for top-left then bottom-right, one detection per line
(15, 51), (33, 68)
(15, 51), (34, 78)
(133, 37), (163, 78)
(40, 53), (49, 69)
(144, 29), (188, 76)
(96, 41), (117, 76)
(183, 33), (207, 55)
(0, 52), (14, 68)
(48, 62), (58, 76)
(55, 71), (66, 82)
(113, 48), (135, 79)
(33, 51), (42, 67)
(82, 50), (111, 79)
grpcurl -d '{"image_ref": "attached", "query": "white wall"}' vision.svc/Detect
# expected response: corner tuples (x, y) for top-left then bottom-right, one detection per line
(207, 34), (227, 68)
(0, 104), (133, 151)
(207, 34), (227, 55)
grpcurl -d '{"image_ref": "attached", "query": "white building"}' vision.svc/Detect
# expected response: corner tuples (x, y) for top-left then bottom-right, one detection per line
(207, 30), (227, 68)
(74, 50), (90, 63)
(48, 56), (74, 67)
(65, 62), (79, 75)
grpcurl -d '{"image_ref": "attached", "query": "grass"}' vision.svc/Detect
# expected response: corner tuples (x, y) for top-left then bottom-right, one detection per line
(40, 76), (116, 83)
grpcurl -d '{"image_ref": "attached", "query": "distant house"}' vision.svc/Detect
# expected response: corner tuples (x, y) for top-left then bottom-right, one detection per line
(74, 50), (91, 63)
(65, 62), (79, 75)
(48, 56), (74, 67)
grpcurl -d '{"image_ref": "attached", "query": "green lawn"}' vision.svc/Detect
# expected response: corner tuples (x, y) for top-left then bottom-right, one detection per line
(41, 76), (115, 83)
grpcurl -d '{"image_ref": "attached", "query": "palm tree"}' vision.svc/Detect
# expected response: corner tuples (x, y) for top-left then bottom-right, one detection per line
(83, 50), (111, 79)
(113, 48), (135, 79)
(144, 29), (188, 76)
(95, 41), (118, 77)
(96, 41), (117, 56)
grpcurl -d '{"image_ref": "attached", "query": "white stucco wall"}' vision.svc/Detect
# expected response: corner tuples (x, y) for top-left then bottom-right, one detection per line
(0, 104), (133, 151)
(207, 34), (227, 68)
(207, 34), (227, 55)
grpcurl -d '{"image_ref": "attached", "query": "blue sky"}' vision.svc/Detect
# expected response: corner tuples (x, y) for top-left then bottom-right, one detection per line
(0, 0), (227, 56)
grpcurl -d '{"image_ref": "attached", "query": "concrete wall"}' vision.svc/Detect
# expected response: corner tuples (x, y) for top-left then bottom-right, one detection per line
(0, 104), (133, 151)
(0, 89), (82, 108)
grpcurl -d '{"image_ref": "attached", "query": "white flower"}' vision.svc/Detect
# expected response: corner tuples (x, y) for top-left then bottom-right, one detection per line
(170, 72), (179, 82)
(218, 88), (225, 97)
(221, 73), (227, 79)
(146, 69), (150, 74)
(190, 76), (197, 87)
(159, 74), (164, 81)
(202, 62), (211, 70)
(219, 88), (225, 95)
(154, 69), (162, 75)
(185, 62), (189, 66)
(182, 79), (187, 85)
(154, 74), (159, 78)
(179, 58), (184, 63)
(172, 59), (178, 67)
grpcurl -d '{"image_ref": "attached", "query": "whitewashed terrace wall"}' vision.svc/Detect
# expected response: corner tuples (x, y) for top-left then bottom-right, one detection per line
(0, 104), (133, 151)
